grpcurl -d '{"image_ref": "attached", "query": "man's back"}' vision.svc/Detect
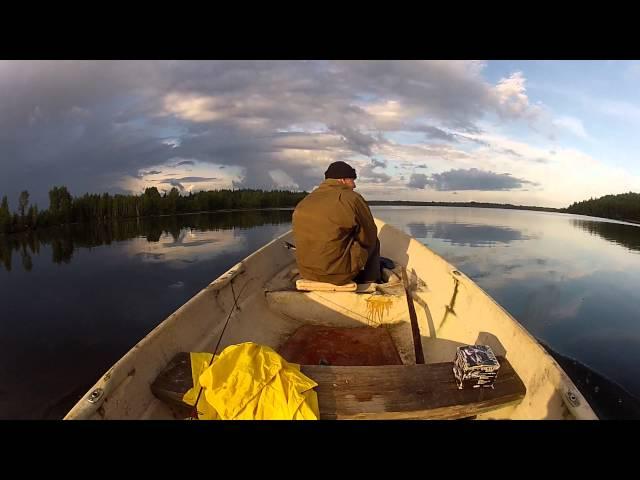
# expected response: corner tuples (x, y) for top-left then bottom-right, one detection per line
(292, 178), (377, 285)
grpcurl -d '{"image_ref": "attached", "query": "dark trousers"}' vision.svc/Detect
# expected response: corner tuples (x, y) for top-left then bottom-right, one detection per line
(354, 238), (381, 283)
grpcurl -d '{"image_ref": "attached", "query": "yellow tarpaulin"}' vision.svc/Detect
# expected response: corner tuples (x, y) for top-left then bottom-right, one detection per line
(183, 342), (319, 420)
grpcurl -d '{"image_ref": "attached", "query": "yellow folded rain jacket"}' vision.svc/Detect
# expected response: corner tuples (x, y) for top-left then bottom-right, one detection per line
(183, 342), (319, 420)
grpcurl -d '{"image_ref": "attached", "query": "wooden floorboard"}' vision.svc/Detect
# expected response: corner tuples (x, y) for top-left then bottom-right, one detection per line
(277, 325), (403, 366)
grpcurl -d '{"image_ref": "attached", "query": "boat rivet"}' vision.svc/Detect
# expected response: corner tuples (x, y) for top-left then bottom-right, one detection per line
(88, 388), (104, 404)
(565, 389), (580, 407)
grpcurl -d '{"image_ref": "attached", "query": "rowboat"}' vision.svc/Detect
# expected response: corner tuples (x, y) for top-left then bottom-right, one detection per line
(64, 218), (597, 420)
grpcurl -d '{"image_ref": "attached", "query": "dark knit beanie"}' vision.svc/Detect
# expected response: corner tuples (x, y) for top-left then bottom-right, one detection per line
(324, 161), (357, 179)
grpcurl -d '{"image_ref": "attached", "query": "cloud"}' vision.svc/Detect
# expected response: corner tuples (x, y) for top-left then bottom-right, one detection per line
(419, 125), (459, 142)
(268, 169), (299, 189)
(162, 92), (222, 123)
(501, 148), (522, 157)
(162, 179), (185, 191)
(371, 157), (387, 168)
(360, 158), (391, 183)
(162, 138), (181, 148)
(360, 169), (391, 184)
(0, 60), (549, 205)
(338, 61), (495, 131)
(408, 173), (429, 189)
(331, 125), (384, 157)
(491, 71), (541, 120)
(171, 176), (217, 182)
(427, 168), (536, 191)
(553, 116), (588, 139)
(138, 170), (162, 178)
(455, 134), (490, 146)
(407, 167), (536, 191)
(157, 176), (218, 192)
(176, 160), (195, 166)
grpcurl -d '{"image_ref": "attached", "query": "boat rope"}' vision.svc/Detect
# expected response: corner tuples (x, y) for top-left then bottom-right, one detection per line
(189, 278), (250, 419)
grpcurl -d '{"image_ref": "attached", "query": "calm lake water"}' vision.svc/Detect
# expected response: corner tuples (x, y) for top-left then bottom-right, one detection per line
(1, 206), (640, 419)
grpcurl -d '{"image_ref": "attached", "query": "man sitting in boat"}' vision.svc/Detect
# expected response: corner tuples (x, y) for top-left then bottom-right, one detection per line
(292, 161), (381, 286)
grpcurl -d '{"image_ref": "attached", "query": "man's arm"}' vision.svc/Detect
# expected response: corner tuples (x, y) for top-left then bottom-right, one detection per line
(352, 193), (378, 251)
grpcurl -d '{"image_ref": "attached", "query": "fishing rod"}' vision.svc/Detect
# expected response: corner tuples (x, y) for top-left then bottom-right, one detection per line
(189, 278), (249, 419)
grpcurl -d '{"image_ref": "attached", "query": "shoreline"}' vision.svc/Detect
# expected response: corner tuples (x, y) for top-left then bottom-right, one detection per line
(3, 203), (640, 237)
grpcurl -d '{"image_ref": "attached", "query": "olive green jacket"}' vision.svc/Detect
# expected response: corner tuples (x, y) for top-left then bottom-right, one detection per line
(292, 179), (377, 285)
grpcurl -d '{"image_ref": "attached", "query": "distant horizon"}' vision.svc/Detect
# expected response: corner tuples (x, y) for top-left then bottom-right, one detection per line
(3, 60), (640, 209)
(3, 184), (640, 233)
(367, 199), (563, 209)
(4, 183), (636, 213)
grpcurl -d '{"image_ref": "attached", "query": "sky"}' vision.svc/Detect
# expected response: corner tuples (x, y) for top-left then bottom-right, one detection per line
(1, 60), (639, 209)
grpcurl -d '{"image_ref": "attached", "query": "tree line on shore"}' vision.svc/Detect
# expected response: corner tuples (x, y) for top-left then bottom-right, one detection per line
(565, 192), (640, 223)
(2, 185), (639, 236)
(0, 186), (308, 234)
(0, 209), (294, 272)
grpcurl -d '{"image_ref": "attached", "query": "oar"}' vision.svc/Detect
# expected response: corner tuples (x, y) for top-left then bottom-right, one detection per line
(401, 266), (425, 364)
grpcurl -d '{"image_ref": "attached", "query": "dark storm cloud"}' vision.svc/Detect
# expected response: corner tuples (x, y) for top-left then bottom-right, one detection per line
(0, 60), (535, 205)
(422, 168), (536, 191)
(408, 173), (429, 189)
(331, 125), (383, 157)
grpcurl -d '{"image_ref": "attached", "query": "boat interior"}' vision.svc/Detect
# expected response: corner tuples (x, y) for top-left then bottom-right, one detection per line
(151, 252), (528, 420)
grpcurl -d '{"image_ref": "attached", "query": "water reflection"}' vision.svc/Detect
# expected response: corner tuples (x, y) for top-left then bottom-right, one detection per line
(541, 341), (640, 419)
(135, 252), (166, 261)
(129, 228), (245, 268)
(571, 219), (640, 253)
(0, 209), (293, 272)
(0, 209), (293, 419)
(407, 221), (528, 246)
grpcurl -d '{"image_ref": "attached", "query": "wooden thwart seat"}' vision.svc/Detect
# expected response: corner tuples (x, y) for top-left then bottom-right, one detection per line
(151, 353), (526, 420)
